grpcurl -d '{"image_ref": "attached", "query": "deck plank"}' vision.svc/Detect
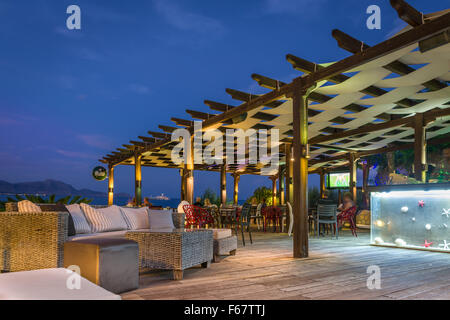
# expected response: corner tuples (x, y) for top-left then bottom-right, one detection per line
(121, 230), (450, 300)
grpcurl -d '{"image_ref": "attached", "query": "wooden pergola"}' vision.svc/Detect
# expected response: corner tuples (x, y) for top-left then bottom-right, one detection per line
(100, 1), (450, 258)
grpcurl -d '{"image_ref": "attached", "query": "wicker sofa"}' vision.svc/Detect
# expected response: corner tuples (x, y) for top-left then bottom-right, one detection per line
(0, 203), (185, 273)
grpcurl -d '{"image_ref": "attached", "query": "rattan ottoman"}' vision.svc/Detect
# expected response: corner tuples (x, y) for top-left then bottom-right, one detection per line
(213, 235), (237, 262)
(125, 228), (213, 280)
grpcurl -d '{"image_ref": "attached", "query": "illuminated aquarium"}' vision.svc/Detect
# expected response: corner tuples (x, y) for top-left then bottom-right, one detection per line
(371, 190), (450, 252)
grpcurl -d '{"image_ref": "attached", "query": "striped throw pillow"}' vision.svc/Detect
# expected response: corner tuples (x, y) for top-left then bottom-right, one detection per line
(65, 204), (91, 234)
(80, 203), (127, 233)
(120, 207), (150, 230)
(17, 200), (42, 213)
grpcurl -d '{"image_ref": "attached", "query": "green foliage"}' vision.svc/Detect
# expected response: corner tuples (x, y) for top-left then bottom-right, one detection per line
(6, 194), (92, 205)
(247, 186), (273, 206)
(200, 188), (220, 206)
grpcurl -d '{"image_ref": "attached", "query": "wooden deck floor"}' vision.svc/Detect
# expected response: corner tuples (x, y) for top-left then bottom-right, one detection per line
(122, 230), (450, 300)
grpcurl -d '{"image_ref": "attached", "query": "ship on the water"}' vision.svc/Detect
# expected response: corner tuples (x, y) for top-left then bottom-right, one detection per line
(149, 193), (170, 201)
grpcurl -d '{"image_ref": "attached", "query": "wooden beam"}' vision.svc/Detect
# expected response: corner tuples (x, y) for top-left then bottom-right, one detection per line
(278, 165), (285, 205)
(292, 88), (309, 258)
(108, 164), (114, 206)
(138, 136), (157, 143)
(232, 172), (240, 205)
(270, 175), (278, 206)
(148, 131), (170, 139)
(158, 125), (178, 133)
(204, 100), (235, 112)
(300, 11), (450, 86)
(349, 153), (358, 202)
(135, 152), (142, 206)
(309, 116), (413, 145)
(332, 29), (446, 91)
(171, 117), (194, 127)
(390, 0), (424, 27)
(285, 144), (293, 204)
(414, 113), (427, 182)
(220, 164), (227, 206)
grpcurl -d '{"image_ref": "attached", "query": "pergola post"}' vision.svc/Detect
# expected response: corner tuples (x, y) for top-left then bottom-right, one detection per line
(278, 165), (285, 205)
(285, 144), (293, 204)
(220, 164), (227, 206)
(134, 152), (142, 206)
(319, 169), (326, 199)
(180, 168), (186, 201)
(232, 172), (240, 205)
(107, 164), (114, 206)
(292, 88), (309, 258)
(183, 136), (194, 204)
(414, 113), (427, 182)
(270, 175), (278, 206)
(349, 153), (358, 202)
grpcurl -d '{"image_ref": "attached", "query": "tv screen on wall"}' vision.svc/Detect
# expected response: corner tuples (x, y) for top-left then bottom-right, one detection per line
(327, 172), (350, 188)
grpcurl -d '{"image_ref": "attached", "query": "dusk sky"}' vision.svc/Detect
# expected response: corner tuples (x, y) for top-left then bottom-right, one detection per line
(0, 0), (448, 199)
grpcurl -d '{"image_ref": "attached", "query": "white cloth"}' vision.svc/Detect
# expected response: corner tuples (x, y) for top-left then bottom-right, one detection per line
(0, 268), (121, 300)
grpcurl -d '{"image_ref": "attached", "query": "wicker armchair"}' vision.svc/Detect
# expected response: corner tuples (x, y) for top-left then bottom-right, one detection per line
(0, 211), (69, 272)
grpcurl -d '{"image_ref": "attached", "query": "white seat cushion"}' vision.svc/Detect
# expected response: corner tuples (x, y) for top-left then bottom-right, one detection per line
(67, 230), (129, 241)
(17, 200), (41, 213)
(148, 209), (175, 230)
(65, 204), (91, 234)
(0, 268), (121, 300)
(120, 207), (150, 230)
(211, 228), (232, 240)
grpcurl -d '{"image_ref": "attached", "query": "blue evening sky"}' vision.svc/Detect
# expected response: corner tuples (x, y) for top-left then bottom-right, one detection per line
(0, 0), (448, 199)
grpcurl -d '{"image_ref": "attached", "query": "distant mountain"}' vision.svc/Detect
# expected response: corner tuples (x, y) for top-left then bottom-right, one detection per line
(0, 179), (128, 197)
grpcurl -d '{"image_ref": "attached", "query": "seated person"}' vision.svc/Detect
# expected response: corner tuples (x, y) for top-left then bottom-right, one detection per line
(126, 197), (136, 207)
(317, 189), (334, 205)
(143, 197), (153, 207)
(337, 192), (357, 228)
(203, 198), (211, 207)
(193, 196), (203, 206)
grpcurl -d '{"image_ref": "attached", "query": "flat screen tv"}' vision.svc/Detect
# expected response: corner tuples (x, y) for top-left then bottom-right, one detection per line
(327, 172), (350, 188)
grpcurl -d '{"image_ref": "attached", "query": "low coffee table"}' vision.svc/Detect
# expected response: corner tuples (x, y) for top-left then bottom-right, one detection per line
(125, 228), (213, 280)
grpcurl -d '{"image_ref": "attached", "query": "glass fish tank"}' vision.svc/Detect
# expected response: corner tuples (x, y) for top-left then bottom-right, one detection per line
(371, 189), (450, 252)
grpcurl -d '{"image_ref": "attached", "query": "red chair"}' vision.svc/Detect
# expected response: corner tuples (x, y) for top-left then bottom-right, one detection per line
(337, 206), (358, 237)
(263, 206), (282, 232)
(182, 205), (214, 228)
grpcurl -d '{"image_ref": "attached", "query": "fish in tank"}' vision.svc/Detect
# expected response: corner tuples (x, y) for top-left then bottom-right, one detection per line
(371, 190), (450, 252)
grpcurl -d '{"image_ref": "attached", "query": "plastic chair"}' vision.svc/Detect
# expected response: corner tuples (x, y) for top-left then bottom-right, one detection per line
(239, 203), (253, 246)
(316, 204), (338, 239)
(285, 202), (294, 236)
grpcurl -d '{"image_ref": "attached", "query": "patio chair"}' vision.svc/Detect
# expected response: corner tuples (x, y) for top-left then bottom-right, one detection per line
(337, 206), (358, 237)
(239, 203), (253, 246)
(254, 203), (263, 230)
(285, 202), (293, 236)
(316, 204), (338, 239)
(182, 205), (214, 228)
(263, 206), (282, 232)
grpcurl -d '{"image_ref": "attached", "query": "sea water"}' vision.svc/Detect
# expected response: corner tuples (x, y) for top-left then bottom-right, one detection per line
(371, 190), (450, 252)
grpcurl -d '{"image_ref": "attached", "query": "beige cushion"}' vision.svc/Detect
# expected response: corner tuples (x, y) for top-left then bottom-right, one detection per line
(80, 204), (127, 233)
(17, 200), (41, 213)
(65, 204), (91, 234)
(211, 228), (232, 240)
(120, 207), (149, 230)
(148, 209), (174, 230)
(0, 268), (121, 300)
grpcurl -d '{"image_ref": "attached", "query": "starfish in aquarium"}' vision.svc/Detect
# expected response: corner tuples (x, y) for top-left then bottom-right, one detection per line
(439, 240), (450, 250)
(418, 200), (425, 208)
(422, 240), (433, 248)
(442, 209), (450, 218)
